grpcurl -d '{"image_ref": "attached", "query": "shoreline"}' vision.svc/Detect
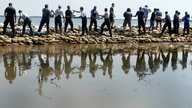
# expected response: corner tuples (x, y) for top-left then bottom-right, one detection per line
(0, 25), (192, 46)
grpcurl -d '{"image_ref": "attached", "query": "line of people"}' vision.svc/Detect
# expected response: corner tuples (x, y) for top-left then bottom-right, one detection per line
(2, 3), (115, 37)
(2, 2), (191, 38)
(123, 5), (190, 36)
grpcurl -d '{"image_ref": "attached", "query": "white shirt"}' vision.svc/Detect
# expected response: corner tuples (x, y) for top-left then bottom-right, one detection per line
(55, 8), (64, 17)
(104, 12), (109, 18)
(20, 12), (29, 20)
(80, 11), (86, 17)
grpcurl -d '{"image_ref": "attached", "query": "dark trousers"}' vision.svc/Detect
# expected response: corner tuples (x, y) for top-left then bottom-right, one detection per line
(38, 18), (50, 34)
(161, 21), (172, 36)
(89, 18), (97, 31)
(23, 18), (33, 35)
(3, 19), (15, 36)
(173, 20), (179, 34)
(81, 17), (88, 35)
(100, 19), (112, 37)
(55, 16), (62, 33)
(64, 18), (73, 32)
(138, 20), (146, 35)
(183, 23), (190, 35)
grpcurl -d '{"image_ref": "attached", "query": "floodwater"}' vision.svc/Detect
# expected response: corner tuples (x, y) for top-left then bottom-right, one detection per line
(0, 43), (192, 108)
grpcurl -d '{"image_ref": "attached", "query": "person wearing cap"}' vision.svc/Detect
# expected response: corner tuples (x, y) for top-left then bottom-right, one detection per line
(52, 5), (64, 34)
(64, 5), (74, 33)
(38, 4), (53, 35)
(109, 3), (115, 29)
(89, 6), (98, 31)
(143, 5), (151, 25)
(18, 10), (34, 36)
(99, 8), (112, 37)
(3, 3), (16, 37)
(73, 7), (88, 36)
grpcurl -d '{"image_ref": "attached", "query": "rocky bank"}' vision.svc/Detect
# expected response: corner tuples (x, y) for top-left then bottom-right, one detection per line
(0, 24), (192, 46)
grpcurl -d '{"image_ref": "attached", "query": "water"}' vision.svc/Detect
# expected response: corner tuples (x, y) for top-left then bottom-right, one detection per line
(0, 43), (192, 108)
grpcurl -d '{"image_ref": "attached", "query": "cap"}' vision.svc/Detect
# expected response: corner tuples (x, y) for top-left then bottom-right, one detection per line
(67, 5), (70, 9)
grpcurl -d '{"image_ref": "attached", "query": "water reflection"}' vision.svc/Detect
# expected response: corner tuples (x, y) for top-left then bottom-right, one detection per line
(0, 43), (192, 84)
(3, 52), (17, 84)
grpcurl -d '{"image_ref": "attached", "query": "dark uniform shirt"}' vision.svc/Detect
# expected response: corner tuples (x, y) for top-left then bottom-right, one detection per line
(42, 8), (51, 19)
(65, 9), (73, 20)
(136, 10), (144, 21)
(4, 6), (16, 20)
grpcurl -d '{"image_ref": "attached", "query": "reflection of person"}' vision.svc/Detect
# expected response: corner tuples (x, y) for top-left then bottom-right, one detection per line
(18, 53), (32, 76)
(38, 53), (53, 81)
(80, 51), (87, 72)
(3, 53), (17, 84)
(89, 6), (98, 31)
(89, 53), (98, 78)
(134, 49), (148, 80)
(73, 7), (88, 36)
(54, 54), (64, 80)
(64, 5), (74, 33)
(179, 49), (188, 69)
(100, 8), (112, 37)
(160, 49), (170, 72)
(171, 49), (178, 71)
(122, 53), (130, 74)
(64, 54), (74, 79)
(38, 4), (53, 35)
(18, 10), (34, 36)
(148, 51), (160, 74)
(3, 3), (16, 37)
(100, 49), (113, 79)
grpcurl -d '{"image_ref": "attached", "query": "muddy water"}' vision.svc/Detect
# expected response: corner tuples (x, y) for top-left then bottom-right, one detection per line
(0, 43), (192, 108)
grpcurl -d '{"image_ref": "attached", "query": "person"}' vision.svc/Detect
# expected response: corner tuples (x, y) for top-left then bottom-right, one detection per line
(38, 4), (53, 35)
(18, 10), (34, 36)
(149, 8), (156, 31)
(182, 12), (190, 35)
(173, 10), (180, 34)
(64, 5), (74, 33)
(123, 8), (132, 33)
(109, 3), (115, 29)
(52, 5), (64, 34)
(155, 8), (162, 30)
(143, 5), (151, 25)
(73, 7), (88, 36)
(89, 6), (98, 31)
(99, 8), (112, 37)
(3, 3), (16, 37)
(134, 7), (146, 35)
(160, 11), (172, 36)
